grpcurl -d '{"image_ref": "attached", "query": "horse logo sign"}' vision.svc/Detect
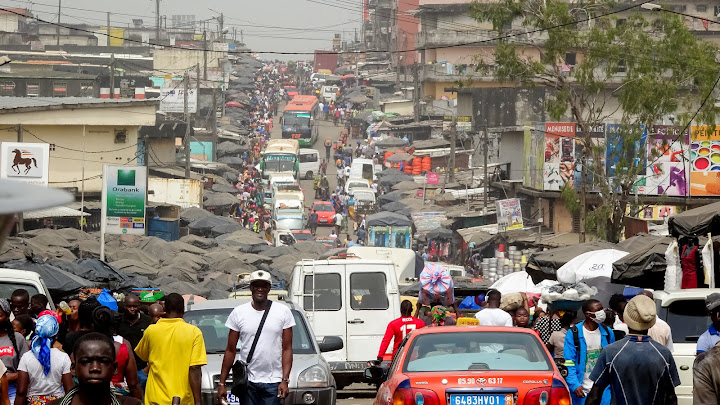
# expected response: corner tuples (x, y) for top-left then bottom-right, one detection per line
(1, 142), (50, 185)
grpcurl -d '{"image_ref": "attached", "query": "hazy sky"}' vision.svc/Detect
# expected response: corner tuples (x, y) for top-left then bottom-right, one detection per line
(19, 0), (361, 59)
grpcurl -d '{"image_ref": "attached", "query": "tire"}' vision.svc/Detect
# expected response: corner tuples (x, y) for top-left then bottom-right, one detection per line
(306, 171), (314, 180)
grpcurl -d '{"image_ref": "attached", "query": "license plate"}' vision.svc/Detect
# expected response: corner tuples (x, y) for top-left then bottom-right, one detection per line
(227, 394), (240, 405)
(449, 394), (512, 405)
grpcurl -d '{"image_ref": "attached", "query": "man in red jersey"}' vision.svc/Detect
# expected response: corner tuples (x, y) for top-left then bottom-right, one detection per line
(377, 300), (425, 361)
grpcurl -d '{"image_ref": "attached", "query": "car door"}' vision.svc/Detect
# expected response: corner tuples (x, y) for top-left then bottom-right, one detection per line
(301, 267), (347, 363)
(345, 264), (395, 361)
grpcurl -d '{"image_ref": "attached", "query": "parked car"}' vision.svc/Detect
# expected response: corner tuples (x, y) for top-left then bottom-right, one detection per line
(185, 298), (343, 405)
(292, 230), (313, 242)
(653, 288), (720, 405)
(312, 201), (335, 225)
(344, 179), (371, 195)
(365, 326), (571, 405)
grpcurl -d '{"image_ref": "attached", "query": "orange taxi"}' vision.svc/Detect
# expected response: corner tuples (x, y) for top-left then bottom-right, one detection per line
(366, 326), (570, 405)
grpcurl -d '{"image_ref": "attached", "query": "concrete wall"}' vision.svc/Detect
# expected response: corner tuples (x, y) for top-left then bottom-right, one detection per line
(497, 131), (524, 180)
(396, 0), (419, 66)
(147, 138), (176, 167)
(154, 49), (225, 75)
(0, 15), (21, 32)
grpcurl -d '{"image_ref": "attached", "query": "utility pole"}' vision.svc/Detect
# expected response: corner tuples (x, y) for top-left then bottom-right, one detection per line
(413, 63), (420, 122)
(56, 0), (61, 46)
(184, 69), (191, 179)
(219, 13), (224, 39)
(109, 54), (115, 99)
(155, 0), (161, 43)
(106, 12), (111, 47)
(449, 115), (457, 183)
(579, 136), (587, 242)
(16, 124), (23, 232)
(483, 126), (488, 214)
(240, 30), (244, 44)
(211, 87), (217, 162)
(203, 30), (208, 82)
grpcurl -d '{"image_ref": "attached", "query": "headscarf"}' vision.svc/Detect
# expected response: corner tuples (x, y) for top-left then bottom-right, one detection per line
(31, 314), (59, 375)
(0, 298), (10, 316)
(431, 306), (447, 326)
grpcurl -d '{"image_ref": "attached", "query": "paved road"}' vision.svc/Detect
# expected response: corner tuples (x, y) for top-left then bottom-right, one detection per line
(337, 383), (376, 405)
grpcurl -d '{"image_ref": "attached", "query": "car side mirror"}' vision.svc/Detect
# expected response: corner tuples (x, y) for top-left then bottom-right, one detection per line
(364, 366), (385, 382)
(318, 336), (344, 353)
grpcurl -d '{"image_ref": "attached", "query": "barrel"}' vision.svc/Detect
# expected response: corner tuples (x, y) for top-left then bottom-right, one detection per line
(422, 156), (432, 171)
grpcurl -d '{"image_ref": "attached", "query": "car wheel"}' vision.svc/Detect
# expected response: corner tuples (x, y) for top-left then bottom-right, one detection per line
(306, 171), (313, 180)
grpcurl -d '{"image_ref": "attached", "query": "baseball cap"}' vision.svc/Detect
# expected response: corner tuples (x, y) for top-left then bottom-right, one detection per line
(249, 270), (272, 284)
(706, 293), (720, 312)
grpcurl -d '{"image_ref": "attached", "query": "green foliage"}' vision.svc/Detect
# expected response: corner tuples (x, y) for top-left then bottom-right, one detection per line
(470, 0), (720, 242)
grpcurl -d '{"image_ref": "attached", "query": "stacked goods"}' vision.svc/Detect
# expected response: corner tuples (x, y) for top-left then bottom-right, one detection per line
(412, 157), (422, 175)
(422, 156), (432, 171)
(404, 163), (413, 174)
(384, 151), (394, 161)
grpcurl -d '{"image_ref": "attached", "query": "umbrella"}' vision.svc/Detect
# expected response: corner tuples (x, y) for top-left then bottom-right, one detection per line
(188, 215), (238, 232)
(377, 167), (404, 178)
(418, 263), (455, 307)
(491, 271), (540, 294)
(376, 137), (408, 148)
(385, 152), (414, 163)
(211, 223), (246, 236)
(526, 241), (619, 283)
(393, 181), (420, 191)
(426, 228), (454, 241)
(378, 191), (404, 204)
(556, 249), (630, 284)
(224, 101), (245, 108)
(381, 201), (409, 213)
(379, 174), (414, 186)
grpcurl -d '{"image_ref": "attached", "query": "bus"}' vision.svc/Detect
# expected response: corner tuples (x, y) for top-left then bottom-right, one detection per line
(260, 139), (300, 186)
(282, 95), (319, 147)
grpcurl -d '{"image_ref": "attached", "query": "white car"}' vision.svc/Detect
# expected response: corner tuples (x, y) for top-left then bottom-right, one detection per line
(344, 179), (371, 195)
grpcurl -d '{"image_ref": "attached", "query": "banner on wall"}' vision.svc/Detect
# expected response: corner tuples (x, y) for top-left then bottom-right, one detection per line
(635, 125), (689, 196)
(543, 123), (576, 191)
(496, 198), (524, 231)
(523, 126), (544, 190)
(573, 124), (606, 192)
(689, 125), (720, 196)
(625, 205), (677, 221)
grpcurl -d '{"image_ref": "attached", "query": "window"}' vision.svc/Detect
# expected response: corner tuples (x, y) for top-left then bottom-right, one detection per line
(0, 283), (39, 302)
(663, 299), (709, 343)
(49, 144), (56, 151)
(696, 5), (707, 12)
(565, 53), (577, 66)
(26, 82), (39, 97)
(350, 272), (388, 310)
(53, 81), (67, 97)
(303, 274), (341, 311)
(299, 153), (318, 163)
(80, 81), (94, 97)
(0, 81), (14, 96)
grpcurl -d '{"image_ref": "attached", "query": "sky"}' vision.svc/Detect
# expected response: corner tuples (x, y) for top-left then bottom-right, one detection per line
(14, 0), (362, 59)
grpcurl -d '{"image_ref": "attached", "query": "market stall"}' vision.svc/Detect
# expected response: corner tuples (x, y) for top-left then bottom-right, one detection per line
(366, 211), (413, 248)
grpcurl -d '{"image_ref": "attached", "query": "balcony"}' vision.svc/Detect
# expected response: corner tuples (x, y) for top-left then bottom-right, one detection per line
(416, 29), (547, 48)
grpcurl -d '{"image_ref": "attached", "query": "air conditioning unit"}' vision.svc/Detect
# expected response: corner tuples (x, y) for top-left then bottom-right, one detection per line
(114, 129), (127, 144)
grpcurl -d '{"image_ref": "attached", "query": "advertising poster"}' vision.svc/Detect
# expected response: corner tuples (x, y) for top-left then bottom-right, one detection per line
(496, 198), (524, 231)
(102, 165), (147, 235)
(606, 124), (647, 191)
(523, 126), (544, 190)
(0, 142), (50, 186)
(637, 125), (689, 196)
(573, 124), (605, 191)
(543, 123), (576, 191)
(690, 125), (720, 196)
(626, 205), (677, 221)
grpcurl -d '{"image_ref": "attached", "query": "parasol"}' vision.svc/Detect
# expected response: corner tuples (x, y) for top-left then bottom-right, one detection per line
(418, 262), (455, 307)
(385, 152), (414, 163)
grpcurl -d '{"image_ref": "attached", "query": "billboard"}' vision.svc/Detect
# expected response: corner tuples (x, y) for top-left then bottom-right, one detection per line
(496, 198), (524, 231)
(0, 142), (50, 186)
(543, 123), (576, 191)
(689, 125), (720, 196)
(102, 165), (147, 235)
(159, 87), (197, 113)
(635, 125), (689, 196)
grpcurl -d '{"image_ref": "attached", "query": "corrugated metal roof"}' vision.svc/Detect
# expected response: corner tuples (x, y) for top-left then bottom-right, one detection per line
(0, 97), (157, 111)
(24, 206), (90, 219)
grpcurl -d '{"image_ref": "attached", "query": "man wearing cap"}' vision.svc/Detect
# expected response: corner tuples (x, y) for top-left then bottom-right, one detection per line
(697, 293), (720, 354)
(217, 270), (294, 405)
(586, 295), (680, 405)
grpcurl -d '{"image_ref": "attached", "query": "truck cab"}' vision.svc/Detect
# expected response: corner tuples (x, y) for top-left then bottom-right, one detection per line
(288, 256), (400, 389)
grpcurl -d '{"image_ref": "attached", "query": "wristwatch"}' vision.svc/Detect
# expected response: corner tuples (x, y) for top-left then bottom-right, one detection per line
(281, 378), (290, 383)
(218, 383), (225, 386)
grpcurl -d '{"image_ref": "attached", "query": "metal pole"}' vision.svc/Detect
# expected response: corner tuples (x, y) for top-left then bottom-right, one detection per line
(109, 54), (115, 99)
(212, 87), (218, 162)
(203, 31), (208, 81)
(483, 126), (488, 214)
(184, 69), (191, 178)
(219, 13), (224, 39)
(16, 124), (23, 233)
(106, 12), (110, 46)
(413, 63), (419, 123)
(155, 0), (161, 43)
(80, 125), (85, 257)
(56, 0), (61, 46)
(449, 115), (456, 183)
(354, 52), (359, 88)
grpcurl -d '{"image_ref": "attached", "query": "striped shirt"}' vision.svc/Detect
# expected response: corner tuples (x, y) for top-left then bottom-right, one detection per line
(589, 335), (680, 405)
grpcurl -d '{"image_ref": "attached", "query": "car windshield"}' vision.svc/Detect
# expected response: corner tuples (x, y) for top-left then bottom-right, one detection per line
(264, 158), (296, 173)
(348, 182), (369, 189)
(354, 192), (375, 202)
(293, 232), (313, 241)
(404, 332), (552, 372)
(185, 307), (316, 354)
(663, 299), (710, 343)
(277, 184), (301, 192)
(314, 204), (333, 212)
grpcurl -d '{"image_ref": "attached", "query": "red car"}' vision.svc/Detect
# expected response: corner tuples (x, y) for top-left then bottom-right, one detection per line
(312, 201), (335, 225)
(367, 326), (571, 405)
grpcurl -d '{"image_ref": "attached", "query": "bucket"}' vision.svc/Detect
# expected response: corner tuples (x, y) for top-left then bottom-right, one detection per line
(695, 156), (711, 171)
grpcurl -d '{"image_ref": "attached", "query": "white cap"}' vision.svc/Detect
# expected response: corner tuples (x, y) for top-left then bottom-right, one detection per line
(249, 270), (272, 284)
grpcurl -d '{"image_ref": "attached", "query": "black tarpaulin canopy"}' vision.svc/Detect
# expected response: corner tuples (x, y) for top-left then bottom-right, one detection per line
(526, 241), (618, 283)
(426, 228), (453, 240)
(5, 259), (95, 295)
(612, 234), (675, 289)
(668, 201), (720, 237)
(367, 211), (413, 227)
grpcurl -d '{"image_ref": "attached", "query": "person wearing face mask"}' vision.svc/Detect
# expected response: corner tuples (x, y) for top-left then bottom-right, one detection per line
(563, 299), (615, 405)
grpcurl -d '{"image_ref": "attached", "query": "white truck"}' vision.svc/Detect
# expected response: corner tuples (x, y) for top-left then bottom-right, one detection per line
(288, 256), (400, 389)
(0, 269), (55, 308)
(273, 194), (306, 231)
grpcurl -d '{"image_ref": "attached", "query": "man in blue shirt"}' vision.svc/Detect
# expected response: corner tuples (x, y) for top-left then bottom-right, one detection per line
(586, 295), (680, 405)
(697, 293), (720, 354)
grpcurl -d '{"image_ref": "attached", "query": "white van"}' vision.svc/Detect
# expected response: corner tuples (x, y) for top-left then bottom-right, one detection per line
(299, 149), (320, 180)
(320, 86), (339, 103)
(344, 178), (371, 195)
(288, 257), (400, 389)
(0, 269), (55, 308)
(349, 158), (377, 183)
(346, 246), (418, 283)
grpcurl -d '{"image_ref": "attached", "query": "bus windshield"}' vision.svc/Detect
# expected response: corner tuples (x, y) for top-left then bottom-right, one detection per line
(264, 155), (296, 173)
(283, 113), (311, 127)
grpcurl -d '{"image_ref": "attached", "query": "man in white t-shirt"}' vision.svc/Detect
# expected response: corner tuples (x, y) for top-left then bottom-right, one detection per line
(217, 270), (295, 405)
(474, 290), (513, 327)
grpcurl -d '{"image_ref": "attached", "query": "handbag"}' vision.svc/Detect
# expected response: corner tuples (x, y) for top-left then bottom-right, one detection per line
(230, 301), (272, 398)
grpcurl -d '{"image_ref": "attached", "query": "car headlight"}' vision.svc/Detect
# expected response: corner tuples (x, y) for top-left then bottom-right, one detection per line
(297, 365), (329, 388)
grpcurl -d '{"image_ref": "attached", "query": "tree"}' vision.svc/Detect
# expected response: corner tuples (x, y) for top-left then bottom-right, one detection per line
(469, 0), (719, 242)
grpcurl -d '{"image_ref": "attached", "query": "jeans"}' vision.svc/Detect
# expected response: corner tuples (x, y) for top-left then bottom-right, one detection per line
(241, 382), (281, 405)
(137, 369), (149, 392)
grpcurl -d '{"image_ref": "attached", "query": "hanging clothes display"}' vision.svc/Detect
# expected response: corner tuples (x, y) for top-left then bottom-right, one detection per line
(681, 243), (699, 289)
